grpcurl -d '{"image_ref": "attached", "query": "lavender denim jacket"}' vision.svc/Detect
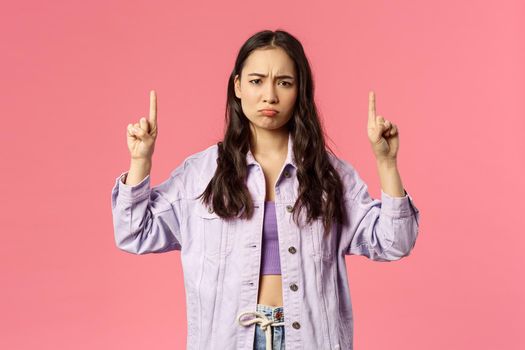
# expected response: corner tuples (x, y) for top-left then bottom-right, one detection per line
(110, 132), (420, 350)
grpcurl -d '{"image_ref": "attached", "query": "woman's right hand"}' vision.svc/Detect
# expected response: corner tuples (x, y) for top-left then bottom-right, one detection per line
(127, 90), (158, 160)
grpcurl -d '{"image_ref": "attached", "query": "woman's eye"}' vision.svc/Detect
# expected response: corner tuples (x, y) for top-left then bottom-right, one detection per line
(249, 79), (293, 87)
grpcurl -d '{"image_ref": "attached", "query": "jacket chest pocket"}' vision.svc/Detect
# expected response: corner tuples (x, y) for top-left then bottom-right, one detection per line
(309, 218), (336, 261)
(196, 204), (230, 259)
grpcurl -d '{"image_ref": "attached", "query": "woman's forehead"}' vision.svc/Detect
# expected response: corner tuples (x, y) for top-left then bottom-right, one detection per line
(243, 48), (295, 76)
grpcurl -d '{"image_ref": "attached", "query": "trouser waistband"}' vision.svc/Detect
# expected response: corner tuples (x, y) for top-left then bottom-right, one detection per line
(237, 304), (285, 350)
(256, 304), (284, 323)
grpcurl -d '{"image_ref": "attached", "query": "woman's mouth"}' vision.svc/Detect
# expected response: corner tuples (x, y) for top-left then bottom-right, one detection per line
(260, 109), (278, 117)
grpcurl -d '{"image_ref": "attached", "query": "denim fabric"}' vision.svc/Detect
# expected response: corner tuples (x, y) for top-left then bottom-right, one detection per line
(111, 131), (421, 349)
(253, 304), (285, 350)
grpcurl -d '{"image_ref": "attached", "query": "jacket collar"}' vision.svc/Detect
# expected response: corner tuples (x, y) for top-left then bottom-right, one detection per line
(246, 131), (297, 169)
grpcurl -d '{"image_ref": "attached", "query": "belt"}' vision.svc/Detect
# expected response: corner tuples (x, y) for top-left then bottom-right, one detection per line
(237, 310), (285, 350)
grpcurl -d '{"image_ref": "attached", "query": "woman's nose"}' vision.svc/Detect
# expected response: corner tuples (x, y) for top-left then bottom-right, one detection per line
(263, 86), (278, 103)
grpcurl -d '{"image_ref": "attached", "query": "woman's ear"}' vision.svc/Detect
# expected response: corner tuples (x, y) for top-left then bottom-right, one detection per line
(234, 74), (241, 99)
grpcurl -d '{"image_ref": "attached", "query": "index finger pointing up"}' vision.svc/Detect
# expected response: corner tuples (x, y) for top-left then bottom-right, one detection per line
(149, 90), (157, 125)
(368, 90), (376, 127)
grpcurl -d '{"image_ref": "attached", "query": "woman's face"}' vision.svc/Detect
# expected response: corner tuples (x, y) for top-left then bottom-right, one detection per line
(234, 47), (298, 133)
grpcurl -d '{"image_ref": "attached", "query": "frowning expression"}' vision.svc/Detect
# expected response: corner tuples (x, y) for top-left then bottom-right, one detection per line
(234, 47), (298, 133)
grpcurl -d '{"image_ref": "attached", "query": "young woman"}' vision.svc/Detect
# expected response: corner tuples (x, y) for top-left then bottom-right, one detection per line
(111, 29), (420, 350)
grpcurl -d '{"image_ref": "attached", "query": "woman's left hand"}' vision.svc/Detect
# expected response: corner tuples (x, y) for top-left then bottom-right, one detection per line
(367, 91), (399, 162)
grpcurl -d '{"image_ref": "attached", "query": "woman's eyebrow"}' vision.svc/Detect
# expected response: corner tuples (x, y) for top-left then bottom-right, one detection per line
(247, 73), (295, 80)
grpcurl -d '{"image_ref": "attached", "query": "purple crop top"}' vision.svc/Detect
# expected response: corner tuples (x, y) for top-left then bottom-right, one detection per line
(260, 201), (281, 275)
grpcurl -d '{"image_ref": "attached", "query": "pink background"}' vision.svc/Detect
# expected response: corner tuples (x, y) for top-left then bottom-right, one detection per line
(1, 0), (524, 349)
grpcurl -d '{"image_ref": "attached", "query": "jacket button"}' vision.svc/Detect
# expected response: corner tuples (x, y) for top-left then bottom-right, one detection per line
(284, 170), (291, 178)
(292, 321), (301, 329)
(288, 246), (297, 254)
(286, 205), (293, 212)
(207, 207), (214, 213)
(290, 283), (298, 291)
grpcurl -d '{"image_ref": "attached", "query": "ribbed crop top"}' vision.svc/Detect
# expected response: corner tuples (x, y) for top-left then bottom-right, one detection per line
(261, 201), (281, 275)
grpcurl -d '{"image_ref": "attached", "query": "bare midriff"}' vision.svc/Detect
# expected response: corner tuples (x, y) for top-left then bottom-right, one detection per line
(258, 274), (283, 307)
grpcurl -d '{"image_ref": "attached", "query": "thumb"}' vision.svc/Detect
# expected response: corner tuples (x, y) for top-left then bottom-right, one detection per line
(139, 117), (150, 133)
(131, 123), (151, 141)
(376, 115), (389, 135)
(369, 119), (386, 144)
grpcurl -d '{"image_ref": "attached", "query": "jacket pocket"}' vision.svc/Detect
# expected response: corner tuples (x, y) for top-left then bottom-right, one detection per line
(195, 203), (226, 259)
(309, 218), (336, 261)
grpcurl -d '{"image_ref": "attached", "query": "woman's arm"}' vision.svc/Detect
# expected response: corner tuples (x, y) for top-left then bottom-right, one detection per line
(338, 160), (420, 261)
(376, 158), (405, 198)
(110, 163), (185, 255)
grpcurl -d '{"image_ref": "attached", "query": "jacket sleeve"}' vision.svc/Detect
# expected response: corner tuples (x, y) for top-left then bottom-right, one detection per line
(340, 166), (420, 261)
(110, 163), (185, 255)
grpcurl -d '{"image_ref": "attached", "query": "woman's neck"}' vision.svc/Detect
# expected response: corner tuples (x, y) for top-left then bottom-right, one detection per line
(249, 127), (289, 159)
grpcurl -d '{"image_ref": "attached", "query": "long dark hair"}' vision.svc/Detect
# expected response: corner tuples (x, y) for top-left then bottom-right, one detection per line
(198, 29), (345, 236)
